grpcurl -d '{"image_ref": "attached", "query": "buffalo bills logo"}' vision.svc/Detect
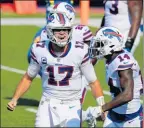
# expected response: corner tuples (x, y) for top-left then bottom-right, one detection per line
(47, 14), (54, 22)
(65, 4), (74, 13)
(102, 29), (122, 42)
(57, 13), (65, 25)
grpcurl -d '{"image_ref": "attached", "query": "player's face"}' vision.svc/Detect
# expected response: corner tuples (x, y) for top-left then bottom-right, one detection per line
(53, 29), (69, 43)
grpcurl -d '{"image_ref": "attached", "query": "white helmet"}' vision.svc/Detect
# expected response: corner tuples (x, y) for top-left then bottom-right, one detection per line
(72, 25), (93, 42)
(89, 27), (124, 59)
(46, 12), (72, 47)
(52, 2), (75, 24)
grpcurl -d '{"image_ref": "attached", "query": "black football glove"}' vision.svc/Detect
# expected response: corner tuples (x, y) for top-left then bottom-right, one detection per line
(124, 37), (135, 52)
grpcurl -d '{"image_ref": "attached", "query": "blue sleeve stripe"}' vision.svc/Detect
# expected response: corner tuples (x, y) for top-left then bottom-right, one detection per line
(30, 50), (36, 58)
(118, 64), (133, 69)
(81, 57), (89, 65)
(31, 56), (39, 64)
(83, 53), (89, 59)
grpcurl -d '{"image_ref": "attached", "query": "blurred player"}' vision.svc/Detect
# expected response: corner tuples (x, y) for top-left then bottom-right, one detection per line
(88, 26), (143, 127)
(7, 13), (104, 127)
(101, 0), (143, 54)
(45, 0), (73, 23)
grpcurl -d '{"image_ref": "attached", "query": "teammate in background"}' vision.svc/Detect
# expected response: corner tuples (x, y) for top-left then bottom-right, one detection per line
(88, 26), (143, 127)
(45, 0), (73, 23)
(101, 0), (143, 54)
(7, 13), (104, 127)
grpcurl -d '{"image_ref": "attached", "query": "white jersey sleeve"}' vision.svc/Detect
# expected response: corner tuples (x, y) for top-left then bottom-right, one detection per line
(80, 44), (97, 84)
(107, 51), (135, 76)
(116, 53), (134, 71)
(27, 44), (40, 78)
(72, 25), (93, 42)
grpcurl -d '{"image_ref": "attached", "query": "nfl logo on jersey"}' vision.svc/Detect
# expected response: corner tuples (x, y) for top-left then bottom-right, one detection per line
(41, 57), (47, 64)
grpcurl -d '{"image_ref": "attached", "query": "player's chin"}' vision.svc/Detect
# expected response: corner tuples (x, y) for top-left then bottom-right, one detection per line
(58, 39), (67, 42)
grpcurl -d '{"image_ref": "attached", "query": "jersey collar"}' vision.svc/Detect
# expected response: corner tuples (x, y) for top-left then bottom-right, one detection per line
(48, 42), (71, 58)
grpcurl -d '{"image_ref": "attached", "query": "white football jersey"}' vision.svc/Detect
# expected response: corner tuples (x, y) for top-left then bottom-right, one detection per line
(104, 1), (141, 43)
(106, 50), (143, 114)
(32, 25), (92, 90)
(29, 40), (96, 100)
(72, 25), (93, 42)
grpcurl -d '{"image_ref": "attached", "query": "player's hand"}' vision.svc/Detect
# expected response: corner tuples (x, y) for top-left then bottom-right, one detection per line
(82, 110), (97, 127)
(7, 99), (17, 111)
(84, 106), (103, 119)
(101, 111), (108, 121)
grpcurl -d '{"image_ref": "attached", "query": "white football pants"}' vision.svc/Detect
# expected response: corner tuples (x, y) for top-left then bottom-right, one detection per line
(35, 95), (82, 127)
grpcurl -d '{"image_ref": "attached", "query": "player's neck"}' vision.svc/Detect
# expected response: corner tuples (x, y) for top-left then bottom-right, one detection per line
(51, 43), (68, 53)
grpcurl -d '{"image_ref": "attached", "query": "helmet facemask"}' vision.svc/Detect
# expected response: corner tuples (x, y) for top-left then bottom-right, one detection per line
(89, 38), (123, 59)
(89, 38), (105, 59)
(47, 27), (72, 47)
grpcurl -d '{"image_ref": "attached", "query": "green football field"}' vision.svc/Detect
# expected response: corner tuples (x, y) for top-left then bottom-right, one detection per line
(1, 25), (143, 127)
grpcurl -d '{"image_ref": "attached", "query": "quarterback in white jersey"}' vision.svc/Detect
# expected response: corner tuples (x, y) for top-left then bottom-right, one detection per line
(7, 12), (104, 127)
(26, 2), (104, 127)
(27, 2), (97, 105)
(102, 0), (143, 54)
(27, 17), (93, 104)
(89, 27), (143, 127)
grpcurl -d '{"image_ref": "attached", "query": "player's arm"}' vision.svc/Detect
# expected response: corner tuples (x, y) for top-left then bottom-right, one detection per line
(81, 58), (106, 121)
(125, 0), (143, 51)
(102, 68), (134, 112)
(7, 61), (40, 111)
(80, 58), (104, 106)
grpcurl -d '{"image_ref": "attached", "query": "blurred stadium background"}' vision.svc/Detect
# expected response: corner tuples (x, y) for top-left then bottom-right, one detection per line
(1, 0), (143, 127)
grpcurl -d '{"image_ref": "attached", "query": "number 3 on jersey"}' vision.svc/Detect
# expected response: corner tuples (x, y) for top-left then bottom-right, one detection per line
(109, 0), (118, 15)
(47, 66), (73, 86)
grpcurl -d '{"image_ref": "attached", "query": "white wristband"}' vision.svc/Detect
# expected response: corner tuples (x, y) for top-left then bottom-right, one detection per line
(96, 96), (105, 106)
(11, 98), (18, 104)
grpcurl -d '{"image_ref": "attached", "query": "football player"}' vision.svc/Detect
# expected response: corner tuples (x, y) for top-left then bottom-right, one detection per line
(88, 26), (143, 127)
(101, 0), (143, 54)
(7, 12), (104, 127)
(27, 2), (102, 127)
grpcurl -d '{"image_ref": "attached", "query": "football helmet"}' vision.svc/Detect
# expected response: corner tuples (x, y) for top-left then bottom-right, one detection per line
(46, 12), (72, 47)
(89, 27), (124, 59)
(46, 2), (54, 23)
(52, 2), (75, 24)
